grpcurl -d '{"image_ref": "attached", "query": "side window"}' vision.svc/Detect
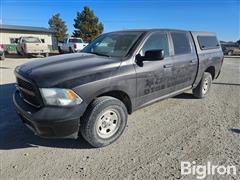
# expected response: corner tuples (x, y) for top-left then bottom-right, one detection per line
(197, 36), (219, 50)
(140, 32), (169, 57)
(171, 32), (191, 55)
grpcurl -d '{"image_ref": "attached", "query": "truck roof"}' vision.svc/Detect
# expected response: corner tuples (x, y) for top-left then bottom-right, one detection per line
(191, 31), (216, 36)
(110, 29), (216, 35)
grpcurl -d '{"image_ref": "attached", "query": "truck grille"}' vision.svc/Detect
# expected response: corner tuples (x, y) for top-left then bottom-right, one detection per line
(16, 77), (41, 108)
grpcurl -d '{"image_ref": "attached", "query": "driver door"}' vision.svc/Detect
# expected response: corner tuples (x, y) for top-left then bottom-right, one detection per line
(134, 31), (174, 108)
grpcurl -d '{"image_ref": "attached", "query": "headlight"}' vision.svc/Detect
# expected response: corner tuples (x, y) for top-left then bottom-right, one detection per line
(40, 88), (82, 106)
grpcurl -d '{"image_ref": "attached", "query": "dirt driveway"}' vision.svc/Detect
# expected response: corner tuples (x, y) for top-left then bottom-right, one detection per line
(0, 56), (239, 179)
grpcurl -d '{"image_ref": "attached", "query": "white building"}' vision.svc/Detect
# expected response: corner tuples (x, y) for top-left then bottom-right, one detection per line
(0, 24), (57, 53)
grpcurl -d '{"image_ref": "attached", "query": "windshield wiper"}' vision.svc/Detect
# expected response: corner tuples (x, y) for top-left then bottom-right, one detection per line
(88, 52), (111, 57)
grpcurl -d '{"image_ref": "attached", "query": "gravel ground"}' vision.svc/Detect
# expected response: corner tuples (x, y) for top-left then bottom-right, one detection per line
(0, 56), (239, 180)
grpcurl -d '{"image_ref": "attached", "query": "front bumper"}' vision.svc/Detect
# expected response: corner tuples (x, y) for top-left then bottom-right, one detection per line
(13, 91), (85, 139)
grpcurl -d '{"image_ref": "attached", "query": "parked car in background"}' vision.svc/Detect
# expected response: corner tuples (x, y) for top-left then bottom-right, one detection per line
(221, 43), (240, 56)
(58, 37), (88, 53)
(16, 37), (50, 57)
(14, 29), (223, 147)
(0, 44), (5, 60)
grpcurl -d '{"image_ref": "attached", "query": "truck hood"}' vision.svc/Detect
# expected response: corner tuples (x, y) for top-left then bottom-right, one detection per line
(17, 53), (121, 88)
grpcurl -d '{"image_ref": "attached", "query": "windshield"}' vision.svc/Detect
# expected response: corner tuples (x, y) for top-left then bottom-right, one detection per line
(22, 37), (41, 43)
(81, 32), (143, 57)
(69, 38), (83, 43)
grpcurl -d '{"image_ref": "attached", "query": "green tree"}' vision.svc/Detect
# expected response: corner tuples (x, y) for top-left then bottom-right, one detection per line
(73, 6), (104, 42)
(48, 13), (68, 42)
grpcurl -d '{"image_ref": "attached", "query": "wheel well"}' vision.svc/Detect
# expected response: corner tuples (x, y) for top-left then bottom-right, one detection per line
(97, 90), (132, 114)
(205, 66), (215, 79)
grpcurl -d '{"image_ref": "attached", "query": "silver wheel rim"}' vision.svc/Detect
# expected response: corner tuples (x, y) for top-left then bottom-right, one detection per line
(96, 109), (120, 139)
(202, 78), (209, 94)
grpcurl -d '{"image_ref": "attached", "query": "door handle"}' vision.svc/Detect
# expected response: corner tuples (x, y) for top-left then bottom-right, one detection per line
(163, 64), (173, 68)
(189, 60), (197, 64)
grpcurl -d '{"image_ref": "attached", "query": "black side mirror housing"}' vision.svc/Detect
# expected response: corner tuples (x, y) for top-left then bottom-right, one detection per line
(136, 49), (165, 63)
(145, 49), (164, 61)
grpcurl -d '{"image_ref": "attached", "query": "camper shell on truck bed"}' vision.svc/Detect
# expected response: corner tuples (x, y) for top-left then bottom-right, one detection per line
(13, 29), (223, 147)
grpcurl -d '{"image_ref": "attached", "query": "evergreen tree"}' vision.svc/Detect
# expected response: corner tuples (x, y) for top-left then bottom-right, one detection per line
(48, 13), (68, 42)
(73, 6), (104, 42)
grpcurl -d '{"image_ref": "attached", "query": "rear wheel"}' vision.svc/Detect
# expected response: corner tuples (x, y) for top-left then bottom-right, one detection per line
(69, 47), (74, 53)
(80, 96), (128, 148)
(17, 50), (21, 56)
(193, 72), (212, 98)
(20, 48), (27, 57)
(44, 52), (49, 57)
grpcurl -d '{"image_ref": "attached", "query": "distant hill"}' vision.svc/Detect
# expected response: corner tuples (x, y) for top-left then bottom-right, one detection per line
(220, 40), (239, 45)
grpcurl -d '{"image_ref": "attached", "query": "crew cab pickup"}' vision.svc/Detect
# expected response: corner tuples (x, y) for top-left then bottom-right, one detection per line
(16, 37), (50, 57)
(13, 29), (223, 147)
(58, 37), (88, 53)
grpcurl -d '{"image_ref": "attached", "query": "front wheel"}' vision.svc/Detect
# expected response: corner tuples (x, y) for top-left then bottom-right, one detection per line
(80, 96), (128, 148)
(58, 47), (63, 54)
(193, 72), (212, 98)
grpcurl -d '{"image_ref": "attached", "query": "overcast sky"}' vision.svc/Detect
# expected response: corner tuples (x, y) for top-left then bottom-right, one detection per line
(1, 0), (239, 41)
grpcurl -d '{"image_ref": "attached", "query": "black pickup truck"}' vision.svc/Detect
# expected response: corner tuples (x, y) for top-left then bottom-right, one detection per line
(13, 29), (223, 147)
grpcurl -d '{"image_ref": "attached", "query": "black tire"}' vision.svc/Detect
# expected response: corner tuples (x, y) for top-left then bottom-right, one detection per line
(17, 50), (21, 55)
(20, 48), (27, 57)
(26, 54), (32, 58)
(58, 47), (63, 54)
(69, 47), (74, 53)
(80, 96), (128, 148)
(193, 72), (212, 98)
(44, 53), (49, 57)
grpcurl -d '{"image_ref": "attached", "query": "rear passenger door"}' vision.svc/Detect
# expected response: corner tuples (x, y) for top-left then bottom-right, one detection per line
(170, 31), (198, 91)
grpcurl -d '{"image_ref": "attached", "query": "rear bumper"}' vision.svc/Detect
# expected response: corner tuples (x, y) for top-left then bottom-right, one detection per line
(73, 49), (82, 53)
(13, 91), (84, 139)
(74, 46), (86, 52)
(25, 50), (50, 54)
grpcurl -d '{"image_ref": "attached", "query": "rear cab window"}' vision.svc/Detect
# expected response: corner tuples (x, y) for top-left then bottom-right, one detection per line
(171, 32), (192, 55)
(197, 36), (220, 50)
(69, 39), (83, 43)
(22, 37), (41, 43)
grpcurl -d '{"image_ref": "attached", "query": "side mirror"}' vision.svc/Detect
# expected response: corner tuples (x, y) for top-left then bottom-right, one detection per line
(136, 49), (165, 63)
(145, 49), (164, 61)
